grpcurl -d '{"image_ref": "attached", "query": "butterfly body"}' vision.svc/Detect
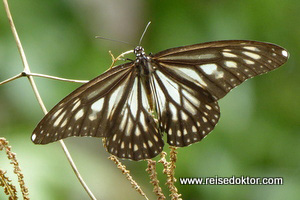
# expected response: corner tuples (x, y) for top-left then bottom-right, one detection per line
(32, 40), (289, 161)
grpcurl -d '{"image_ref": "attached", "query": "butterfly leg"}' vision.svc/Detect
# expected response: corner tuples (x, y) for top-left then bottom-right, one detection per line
(108, 50), (134, 69)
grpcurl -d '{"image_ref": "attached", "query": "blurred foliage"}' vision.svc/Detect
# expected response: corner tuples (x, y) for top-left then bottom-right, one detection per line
(0, 0), (299, 199)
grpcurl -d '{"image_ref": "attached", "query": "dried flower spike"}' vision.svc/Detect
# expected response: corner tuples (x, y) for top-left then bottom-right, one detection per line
(108, 155), (149, 200)
(0, 138), (30, 200)
(146, 159), (165, 200)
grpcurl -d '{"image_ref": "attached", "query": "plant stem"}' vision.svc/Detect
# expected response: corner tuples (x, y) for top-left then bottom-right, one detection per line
(2, 0), (97, 199)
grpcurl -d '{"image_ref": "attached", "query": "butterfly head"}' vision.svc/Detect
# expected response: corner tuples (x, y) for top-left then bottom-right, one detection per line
(134, 46), (146, 59)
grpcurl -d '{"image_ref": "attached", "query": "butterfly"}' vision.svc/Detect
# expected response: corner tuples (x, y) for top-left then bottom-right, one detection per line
(31, 40), (289, 161)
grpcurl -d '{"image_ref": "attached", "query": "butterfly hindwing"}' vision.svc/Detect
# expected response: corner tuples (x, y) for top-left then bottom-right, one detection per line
(106, 73), (164, 160)
(150, 63), (220, 147)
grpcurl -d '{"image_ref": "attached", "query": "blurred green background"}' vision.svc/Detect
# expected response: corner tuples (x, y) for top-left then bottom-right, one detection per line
(0, 0), (299, 199)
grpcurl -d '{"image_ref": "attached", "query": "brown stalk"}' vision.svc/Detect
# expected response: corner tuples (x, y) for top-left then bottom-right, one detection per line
(108, 155), (149, 200)
(159, 149), (182, 200)
(2, 0), (96, 199)
(146, 159), (166, 200)
(0, 138), (29, 199)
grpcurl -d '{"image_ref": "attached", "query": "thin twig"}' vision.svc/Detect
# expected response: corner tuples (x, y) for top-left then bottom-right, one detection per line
(0, 72), (23, 86)
(0, 72), (88, 86)
(24, 72), (89, 83)
(2, 0), (97, 199)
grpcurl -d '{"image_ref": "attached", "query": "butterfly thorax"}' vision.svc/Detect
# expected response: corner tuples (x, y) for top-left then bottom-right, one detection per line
(134, 46), (153, 75)
(134, 46), (145, 58)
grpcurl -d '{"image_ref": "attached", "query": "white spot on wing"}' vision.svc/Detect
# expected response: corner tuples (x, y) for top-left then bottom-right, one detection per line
(168, 129), (172, 135)
(181, 111), (188, 120)
(125, 117), (133, 136)
(183, 99), (197, 115)
(154, 135), (159, 142)
(156, 71), (181, 105)
(108, 84), (124, 116)
(71, 99), (81, 112)
(243, 46), (260, 51)
(244, 59), (255, 64)
(91, 98), (104, 112)
(148, 141), (153, 147)
(205, 105), (212, 110)
(54, 111), (66, 127)
(119, 108), (128, 131)
(160, 53), (217, 60)
(141, 84), (151, 110)
(134, 144), (139, 151)
(88, 112), (97, 121)
(75, 109), (84, 120)
(222, 52), (237, 58)
(177, 130), (182, 137)
(192, 126), (197, 132)
(61, 119), (68, 128)
(169, 103), (178, 120)
(128, 78), (139, 119)
(112, 134), (117, 141)
(224, 61), (237, 68)
(282, 50), (288, 57)
(135, 128), (141, 136)
(175, 67), (207, 87)
(182, 90), (200, 107)
(243, 51), (261, 59)
(32, 134), (36, 141)
(183, 129), (187, 135)
(152, 77), (166, 114)
(199, 64), (224, 79)
(52, 108), (63, 119)
(200, 64), (217, 75)
(140, 112), (146, 127)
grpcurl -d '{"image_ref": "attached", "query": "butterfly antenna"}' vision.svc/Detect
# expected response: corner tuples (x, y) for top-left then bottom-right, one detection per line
(95, 36), (135, 48)
(139, 21), (151, 46)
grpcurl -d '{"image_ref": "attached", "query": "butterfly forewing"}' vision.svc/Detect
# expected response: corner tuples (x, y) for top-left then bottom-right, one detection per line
(32, 63), (134, 144)
(32, 40), (289, 161)
(153, 40), (289, 100)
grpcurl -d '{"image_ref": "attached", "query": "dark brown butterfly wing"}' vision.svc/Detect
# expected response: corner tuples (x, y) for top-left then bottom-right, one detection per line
(151, 40), (288, 147)
(104, 72), (164, 160)
(153, 40), (289, 100)
(32, 62), (164, 160)
(150, 67), (220, 147)
(32, 63), (135, 143)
